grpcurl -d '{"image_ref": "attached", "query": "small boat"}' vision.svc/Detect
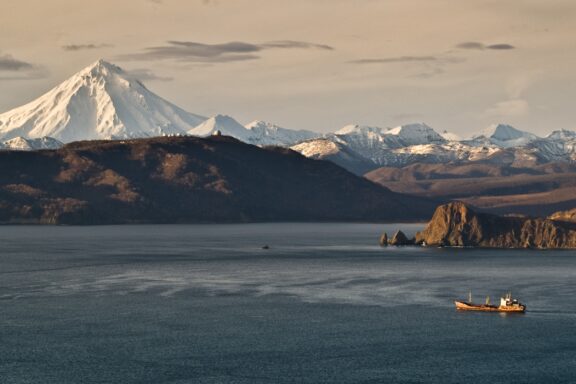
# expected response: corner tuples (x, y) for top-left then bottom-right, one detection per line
(454, 292), (526, 313)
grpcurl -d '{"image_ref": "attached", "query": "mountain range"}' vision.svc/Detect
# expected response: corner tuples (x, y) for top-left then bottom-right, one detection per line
(1, 59), (575, 174)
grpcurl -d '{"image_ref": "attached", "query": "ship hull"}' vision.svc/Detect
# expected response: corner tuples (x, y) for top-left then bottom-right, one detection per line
(454, 301), (525, 313)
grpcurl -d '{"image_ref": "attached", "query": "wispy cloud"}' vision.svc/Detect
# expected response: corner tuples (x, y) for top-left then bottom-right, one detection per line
(456, 42), (515, 50)
(485, 99), (529, 117)
(62, 43), (114, 51)
(487, 44), (515, 50)
(0, 53), (47, 80)
(350, 55), (464, 79)
(118, 40), (334, 63)
(350, 56), (438, 64)
(261, 40), (333, 51)
(0, 54), (34, 71)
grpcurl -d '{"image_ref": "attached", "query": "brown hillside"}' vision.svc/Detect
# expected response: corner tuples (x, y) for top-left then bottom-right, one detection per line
(0, 136), (436, 224)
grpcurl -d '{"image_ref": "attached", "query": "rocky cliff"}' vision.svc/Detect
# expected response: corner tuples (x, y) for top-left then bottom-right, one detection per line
(549, 208), (576, 223)
(415, 201), (576, 248)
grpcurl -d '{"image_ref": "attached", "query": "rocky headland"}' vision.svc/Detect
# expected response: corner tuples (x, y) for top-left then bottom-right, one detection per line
(413, 201), (576, 248)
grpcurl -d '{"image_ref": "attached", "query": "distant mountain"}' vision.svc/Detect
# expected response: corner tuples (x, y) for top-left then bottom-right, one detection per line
(0, 137), (63, 151)
(440, 130), (462, 141)
(547, 129), (576, 141)
(384, 123), (446, 146)
(0, 60), (206, 142)
(292, 122), (576, 174)
(292, 123), (450, 171)
(291, 138), (375, 175)
(0, 135), (437, 224)
(467, 124), (540, 148)
(244, 120), (319, 146)
(188, 116), (319, 146)
(365, 161), (576, 216)
(1, 60), (575, 174)
(188, 114), (253, 142)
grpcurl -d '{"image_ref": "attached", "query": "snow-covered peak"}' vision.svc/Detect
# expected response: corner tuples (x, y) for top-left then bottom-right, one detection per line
(479, 124), (538, 141)
(547, 129), (576, 141)
(245, 120), (319, 146)
(0, 59), (207, 143)
(79, 59), (123, 78)
(335, 124), (385, 136)
(188, 115), (252, 141)
(384, 123), (446, 146)
(0, 136), (63, 151)
(472, 124), (539, 148)
(440, 130), (462, 141)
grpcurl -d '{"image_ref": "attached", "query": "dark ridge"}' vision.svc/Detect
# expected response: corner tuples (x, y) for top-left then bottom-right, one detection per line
(0, 135), (437, 224)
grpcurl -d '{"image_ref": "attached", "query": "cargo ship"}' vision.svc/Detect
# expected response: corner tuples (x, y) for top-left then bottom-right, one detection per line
(454, 292), (526, 313)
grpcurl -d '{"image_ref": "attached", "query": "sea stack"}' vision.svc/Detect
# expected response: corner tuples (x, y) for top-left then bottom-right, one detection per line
(379, 232), (389, 246)
(389, 230), (413, 246)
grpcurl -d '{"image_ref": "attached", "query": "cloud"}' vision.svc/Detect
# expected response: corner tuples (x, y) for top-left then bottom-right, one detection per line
(350, 55), (464, 79)
(118, 40), (334, 63)
(485, 99), (529, 117)
(505, 71), (542, 99)
(125, 68), (173, 82)
(456, 42), (515, 50)
(62, 43), (113, 51)
(0, 54), (34, 71)
(410, 67), (445, 79)
(486, 44), (515, 50)
(0, 53), (47, 80)
(261, 40), (334, 51)
(350, 56), (438, 64)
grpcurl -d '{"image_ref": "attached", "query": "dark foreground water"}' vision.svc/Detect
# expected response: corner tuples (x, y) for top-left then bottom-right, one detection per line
(1, 224), (575, 383)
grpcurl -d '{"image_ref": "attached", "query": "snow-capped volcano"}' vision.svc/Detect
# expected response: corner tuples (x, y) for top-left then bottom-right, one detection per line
(0, 59), (206, 143)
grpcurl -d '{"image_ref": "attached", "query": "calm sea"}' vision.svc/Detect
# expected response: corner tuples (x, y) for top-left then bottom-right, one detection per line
(1, 223), (575, 383)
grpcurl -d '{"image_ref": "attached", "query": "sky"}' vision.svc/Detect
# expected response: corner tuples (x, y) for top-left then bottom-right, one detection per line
(1, 0), (576, 136)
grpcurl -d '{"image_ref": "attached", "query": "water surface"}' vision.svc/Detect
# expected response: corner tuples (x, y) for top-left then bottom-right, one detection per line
(1, 224), (575, 383)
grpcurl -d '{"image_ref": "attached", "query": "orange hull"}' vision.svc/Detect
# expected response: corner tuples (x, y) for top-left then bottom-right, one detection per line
(454, 301), (526, 313)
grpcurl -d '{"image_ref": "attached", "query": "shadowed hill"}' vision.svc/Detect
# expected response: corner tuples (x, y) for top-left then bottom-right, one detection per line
(0, 136), (436, 224)
(366, 162), (576, 216)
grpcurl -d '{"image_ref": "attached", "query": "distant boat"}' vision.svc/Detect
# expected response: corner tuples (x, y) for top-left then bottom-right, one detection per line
(454, 292), (526, 313)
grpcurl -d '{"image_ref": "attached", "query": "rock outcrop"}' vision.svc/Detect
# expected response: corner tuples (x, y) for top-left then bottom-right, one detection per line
(379, 232), (388, 246)
(549, 208), (576, 223)
(389, 230), (414, 246)
(415, 201), (576, 248)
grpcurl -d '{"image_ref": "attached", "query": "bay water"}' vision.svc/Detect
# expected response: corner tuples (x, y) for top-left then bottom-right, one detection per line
(1, 224), (575, 383)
